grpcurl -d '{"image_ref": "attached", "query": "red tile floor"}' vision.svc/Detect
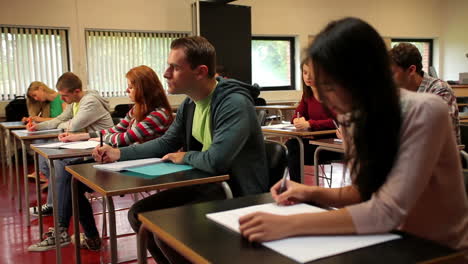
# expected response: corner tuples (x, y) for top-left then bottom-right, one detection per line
(0, 161), (157, 264)
(0, 159), (336, 264)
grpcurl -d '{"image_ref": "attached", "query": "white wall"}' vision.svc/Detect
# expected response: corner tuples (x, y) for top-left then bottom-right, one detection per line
(440, 0), (468, 81)
(0, 0), (467, 114)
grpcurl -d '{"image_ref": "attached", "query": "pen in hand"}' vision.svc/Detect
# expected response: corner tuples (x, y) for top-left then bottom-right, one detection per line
(100, 132), (103, 147)
(278, 168), (289, 194)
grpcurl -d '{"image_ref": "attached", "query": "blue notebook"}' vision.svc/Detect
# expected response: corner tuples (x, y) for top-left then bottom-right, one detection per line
(125, 162), (193, 178)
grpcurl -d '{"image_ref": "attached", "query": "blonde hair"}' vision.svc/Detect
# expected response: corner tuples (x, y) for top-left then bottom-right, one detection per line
(26, 81), (57, 117)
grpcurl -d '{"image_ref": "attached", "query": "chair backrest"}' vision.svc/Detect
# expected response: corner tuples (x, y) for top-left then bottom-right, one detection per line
(264, 140), (288, 188)
(257, 109), (267, 126)
(112, 104), (134, 118)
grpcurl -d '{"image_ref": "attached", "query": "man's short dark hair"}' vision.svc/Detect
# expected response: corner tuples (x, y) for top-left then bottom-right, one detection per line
(56, 72), (82, 92)
(170, 36), (216, 78)
(389, 43), (424, 76)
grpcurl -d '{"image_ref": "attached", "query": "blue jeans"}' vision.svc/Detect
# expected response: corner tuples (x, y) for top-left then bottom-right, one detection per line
(53, 157), (99, 238)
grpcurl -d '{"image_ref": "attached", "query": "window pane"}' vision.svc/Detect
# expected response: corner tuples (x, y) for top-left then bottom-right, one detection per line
(0, 27), (69, 100)
(86, 31), (188, 97)
(391, 40), (431, 73)
(252, 39), (291, 87)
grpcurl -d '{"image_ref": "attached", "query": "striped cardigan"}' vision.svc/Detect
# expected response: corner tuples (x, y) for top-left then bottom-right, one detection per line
(90, 106), (172, 147)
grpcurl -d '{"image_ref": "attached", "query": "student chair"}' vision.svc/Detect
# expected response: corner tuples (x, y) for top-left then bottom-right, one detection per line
(264, 140), (288, 188)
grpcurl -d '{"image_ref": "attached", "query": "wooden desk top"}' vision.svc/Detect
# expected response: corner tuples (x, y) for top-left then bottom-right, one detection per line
(139, 193), (464, 264)
(255, 105), (297, 110)
(309, 138), (344, 150)
(30, 145), (93, 160)
(11, 129), (62, 140)
(65, 163), (229, 197)
(0, 121), (26, 129)
(262, 128), (336, 137)
(451, 84), (468, 89)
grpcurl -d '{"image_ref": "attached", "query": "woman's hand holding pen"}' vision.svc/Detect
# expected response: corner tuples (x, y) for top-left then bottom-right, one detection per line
(293, 117), (310, 130)
(26, 118), (37, 131)
(271, 179), (316, 206)
(92, 145), (120, 163)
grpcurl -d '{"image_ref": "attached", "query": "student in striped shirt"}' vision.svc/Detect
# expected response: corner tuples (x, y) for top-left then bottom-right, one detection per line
(59, 65), (173, 146)
(28, 65), (173, 252)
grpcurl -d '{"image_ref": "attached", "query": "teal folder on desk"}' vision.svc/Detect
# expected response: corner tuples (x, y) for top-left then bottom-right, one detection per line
(124, 162), (194, 178)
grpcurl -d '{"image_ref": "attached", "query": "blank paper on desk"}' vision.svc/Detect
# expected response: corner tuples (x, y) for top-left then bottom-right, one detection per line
(126, 162), (193, 176)
(207, 203), (400, 263)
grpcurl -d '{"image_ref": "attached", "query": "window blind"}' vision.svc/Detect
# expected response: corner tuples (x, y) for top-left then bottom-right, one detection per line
(0, 26), (69, 100)
(86, 30), (188, 97)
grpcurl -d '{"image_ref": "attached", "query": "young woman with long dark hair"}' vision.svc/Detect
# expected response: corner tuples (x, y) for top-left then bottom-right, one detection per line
(239, 17), (468, 255)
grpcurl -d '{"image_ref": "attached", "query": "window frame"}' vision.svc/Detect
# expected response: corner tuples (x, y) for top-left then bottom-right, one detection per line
(0, 25), (71, 101)
(391, 38), (434, 72)
(251, 36), (296, 91)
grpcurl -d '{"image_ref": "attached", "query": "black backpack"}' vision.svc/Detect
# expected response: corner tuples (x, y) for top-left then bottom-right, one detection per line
(6, 95), (28, 121)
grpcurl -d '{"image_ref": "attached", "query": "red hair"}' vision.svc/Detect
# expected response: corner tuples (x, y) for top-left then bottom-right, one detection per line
(126, 65), (173, 122)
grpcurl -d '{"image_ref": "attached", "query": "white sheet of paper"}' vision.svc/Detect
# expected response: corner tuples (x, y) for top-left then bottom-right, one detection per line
(35, 142), (67, 148)
(206, 203), (400, 263)
(35, 141), (99, 149)
(262, 124), (295, 130)
(93, 157), (163, 172)
(17, 128), (63, 134)
(59, 141), (100, 149)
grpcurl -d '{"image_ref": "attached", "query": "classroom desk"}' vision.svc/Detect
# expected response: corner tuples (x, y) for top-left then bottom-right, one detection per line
(309, 138), (345, 187)
(0, 122), (26, 190)
(262, 128), (336, 183)
(29, 145), (93, 264)
(11, 129), (61, 217)
(66, 163), (230, 264)
(255, 105), (297, 121)
(137, 193), (465, 264)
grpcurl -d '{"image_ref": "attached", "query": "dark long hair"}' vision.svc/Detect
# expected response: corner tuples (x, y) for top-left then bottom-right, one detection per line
(301, 58), (313, 99)
(308, 17), (401, 200)
(126, 65), (173, 122)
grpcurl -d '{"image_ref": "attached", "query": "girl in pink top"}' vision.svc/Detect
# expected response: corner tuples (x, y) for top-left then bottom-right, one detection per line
(239, 17), (468, 256)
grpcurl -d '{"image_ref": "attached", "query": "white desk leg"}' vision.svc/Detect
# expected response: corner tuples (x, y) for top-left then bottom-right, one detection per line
(34, 152), (43, 237)
(48, 159), (62, 264)
(7, 130), (14, 199)
(13, 137), (21, 211)
(21, 140), (30, 225)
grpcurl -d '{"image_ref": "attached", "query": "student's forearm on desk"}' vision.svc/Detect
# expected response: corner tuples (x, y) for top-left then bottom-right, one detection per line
(311, 185), (362, 208)
(289, 209), (357, 236)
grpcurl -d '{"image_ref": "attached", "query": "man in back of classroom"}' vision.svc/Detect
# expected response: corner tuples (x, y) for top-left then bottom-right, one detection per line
(389, 43), (460, 143)
(93, 36), (269, 263)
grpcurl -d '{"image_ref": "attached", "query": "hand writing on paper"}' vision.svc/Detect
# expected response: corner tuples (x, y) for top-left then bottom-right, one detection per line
(239, 212), (292, 242)
(92, 145), (120, 163)
(161, 152), (187, 164)
(26, 121), (37, 131)
(293, 117), (310, 130)
(271, 179), (316, 206)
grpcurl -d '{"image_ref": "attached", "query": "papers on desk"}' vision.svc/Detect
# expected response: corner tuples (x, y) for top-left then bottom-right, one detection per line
(206, 203), (401, 263)
(17, 128), (63, 134)
(94, 158), (194, 177)
(262, 123), (295, 130)
(36, 141), (100, 150)
(93, 158), (163, 172)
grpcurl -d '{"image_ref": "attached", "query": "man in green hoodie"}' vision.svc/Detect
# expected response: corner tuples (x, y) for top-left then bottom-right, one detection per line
(93, 36), (268, 263)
